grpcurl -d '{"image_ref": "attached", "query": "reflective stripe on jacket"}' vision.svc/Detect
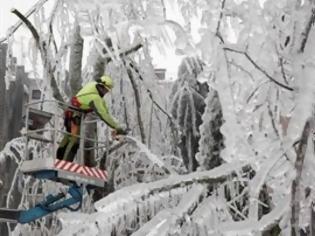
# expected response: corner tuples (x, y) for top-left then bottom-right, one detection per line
(74, 82), (119, 130)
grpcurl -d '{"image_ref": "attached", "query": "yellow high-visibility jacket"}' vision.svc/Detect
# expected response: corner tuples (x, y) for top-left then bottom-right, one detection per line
(74, 82), (119, 130)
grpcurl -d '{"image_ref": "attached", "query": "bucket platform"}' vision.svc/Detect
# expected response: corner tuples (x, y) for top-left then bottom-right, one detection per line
(20, 158), (108, 188)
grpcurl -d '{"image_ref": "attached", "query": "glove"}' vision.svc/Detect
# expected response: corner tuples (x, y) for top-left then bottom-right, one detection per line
(116, 127), (129, 135)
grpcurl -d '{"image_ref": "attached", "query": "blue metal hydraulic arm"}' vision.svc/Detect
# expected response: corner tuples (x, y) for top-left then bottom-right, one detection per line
(0, 184), (83, 224)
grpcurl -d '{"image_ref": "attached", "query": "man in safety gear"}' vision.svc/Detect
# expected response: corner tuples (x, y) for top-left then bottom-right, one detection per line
(56, 75), (128, 166)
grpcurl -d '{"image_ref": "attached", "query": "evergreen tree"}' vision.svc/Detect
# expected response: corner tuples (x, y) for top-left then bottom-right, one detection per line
(170, 57), (207, 172)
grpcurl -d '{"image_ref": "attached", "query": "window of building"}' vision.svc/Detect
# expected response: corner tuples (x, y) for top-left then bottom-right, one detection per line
(31, 89), (41, 100)
(155, 69), (166, 80)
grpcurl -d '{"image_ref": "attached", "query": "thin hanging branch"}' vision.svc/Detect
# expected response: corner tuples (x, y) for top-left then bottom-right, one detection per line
(123, 60), (146, 144)
(279, 57), (289, 84)
(267, 100), (280, 138)
(104, 43), (143, 62)
(120, 76), (130, 129)
(47, 0), (60, 53)
(299, 8), (315, 53)
(125, 59), (182, 149)
(229, 59), (255, 82)
(215, 0), (226, 43)
(223, 47), (294, 91)
(148, 101), (154, 148)
(127, 60), (177, 124)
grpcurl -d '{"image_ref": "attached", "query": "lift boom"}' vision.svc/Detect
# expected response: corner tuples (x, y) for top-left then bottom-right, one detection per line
(0, 184), (82, 224)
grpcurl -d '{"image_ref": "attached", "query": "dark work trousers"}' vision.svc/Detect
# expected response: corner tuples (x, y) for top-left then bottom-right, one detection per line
(56, 110), (97, 167)
(56, 110), (81, 163)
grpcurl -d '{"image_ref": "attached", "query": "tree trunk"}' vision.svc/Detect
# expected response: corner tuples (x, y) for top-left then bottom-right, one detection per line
(0, 44), (8, 150)
(291, 118), (313, 235)
(69, 23), (83, 96)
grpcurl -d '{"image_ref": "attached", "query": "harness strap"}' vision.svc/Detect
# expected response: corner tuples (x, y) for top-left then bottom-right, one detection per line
(70, 96), (93, 113)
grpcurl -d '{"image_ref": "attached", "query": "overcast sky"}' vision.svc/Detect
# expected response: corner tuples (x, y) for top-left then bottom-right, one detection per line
(0, 0), (38, 38)
(0, 0), (182, 79)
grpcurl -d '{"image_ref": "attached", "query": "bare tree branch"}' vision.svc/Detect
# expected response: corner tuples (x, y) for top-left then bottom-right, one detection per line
(267, 100), (280, 138)
(48, 0), (60, 53)
(0, 0), (49, 44)
(102, 44), (143, 64)
(223, 47), (294, 91)
(119, 44), (143, 58)
(127, 60), (176, 124)
(215, 0), (226, 42)
(229, 59), (255, 82)
(299, 8), (315, 53)
(124, 61), (147, 144)
(11, 8), (64, 102)
(279, 57), (289, 84)
(11, 9), (40, 46)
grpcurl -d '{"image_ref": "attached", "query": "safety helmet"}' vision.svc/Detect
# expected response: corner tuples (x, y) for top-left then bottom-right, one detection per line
(100, 75), (113, 90)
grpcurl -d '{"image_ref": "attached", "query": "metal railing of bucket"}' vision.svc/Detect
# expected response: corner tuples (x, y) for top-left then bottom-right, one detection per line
(23, 99), (108, 165)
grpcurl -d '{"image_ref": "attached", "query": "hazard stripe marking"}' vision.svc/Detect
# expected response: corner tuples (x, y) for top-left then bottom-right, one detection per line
(79, 166), (88, 176)
(63, 162), (72, 171)
(54, 160), (107, 181)
(98, 170), (106, 180)
(103, 171), (108, 179)
(84, 166), (94, 177)
(55, 160), (66, 169)
(91, 168), (101, 179)
(97, 169), (105, 179)
(69, 163), (80, 172)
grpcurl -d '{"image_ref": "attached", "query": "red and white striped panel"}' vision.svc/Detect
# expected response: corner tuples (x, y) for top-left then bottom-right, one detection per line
(54, 160), (107, 181)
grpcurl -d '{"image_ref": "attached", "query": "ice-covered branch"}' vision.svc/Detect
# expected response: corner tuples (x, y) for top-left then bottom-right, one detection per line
(124, 61), (147, 144)
(218, 194), (289, 234)
(127, 60), (178, 129)
(99, 161), (247, 207)
(279, 57), (289, 84)
(48, 0), (60, 54)
(299, 8), (315, 53)
(132, 184), (206, 236)
(248, 147), (291, 220)
(223, 47), (294, 91)
(125, 136), (177, 175)
(215, 0), (226, 43)
(291, 118), (314, 235)
(101, 41), (143, 62)
(59, 162), (248, 235)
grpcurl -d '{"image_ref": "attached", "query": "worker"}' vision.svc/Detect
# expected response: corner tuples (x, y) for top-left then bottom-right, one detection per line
(56, 75), (127, 166)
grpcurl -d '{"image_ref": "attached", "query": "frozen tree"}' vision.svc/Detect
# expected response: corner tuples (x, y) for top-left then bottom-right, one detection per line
(170, 57), (207, 172)
(0, 44), (9, 149)
(196, 86), (224, 170)
(68, 22), (84, 96)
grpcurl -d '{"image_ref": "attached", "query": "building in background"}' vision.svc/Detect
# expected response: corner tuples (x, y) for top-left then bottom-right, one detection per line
(0, 43), (43, 144)
(154, 68), (166, 80)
